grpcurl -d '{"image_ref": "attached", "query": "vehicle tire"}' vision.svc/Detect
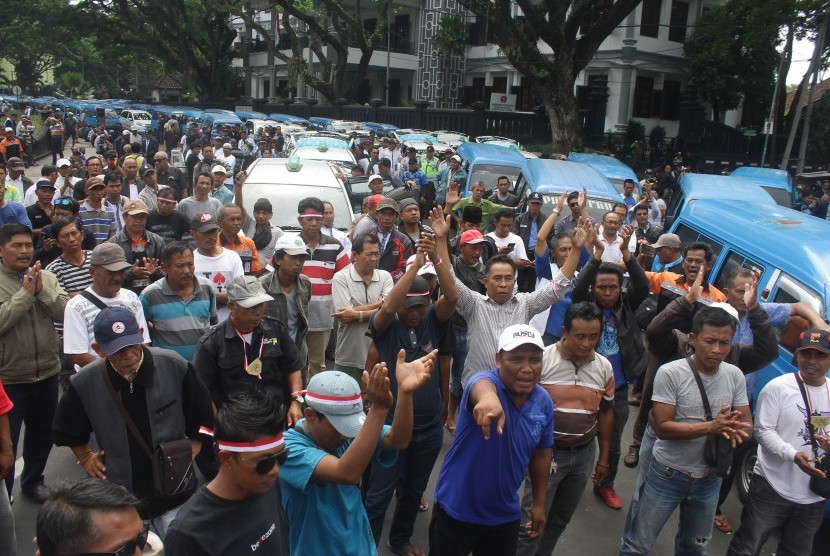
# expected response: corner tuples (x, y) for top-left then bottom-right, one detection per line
(737, 439), (758, 504)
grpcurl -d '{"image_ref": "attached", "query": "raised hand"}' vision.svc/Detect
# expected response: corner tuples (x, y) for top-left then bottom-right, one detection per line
(578, 185), (588, 212)
(396, 348), (437, 394)
(556, 190), (569, 212)
(619, 225), (633, 249)
(445, 182), (461, 207)
(686, 266), (704, 304)
(743, 275), (758, 310)
(429, 206), (450, 239)
(362, 362), (393, 412)
(571, 217), (590, 249)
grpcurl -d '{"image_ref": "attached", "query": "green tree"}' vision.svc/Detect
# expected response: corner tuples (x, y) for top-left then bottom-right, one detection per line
(806, 90), (830, 165)
(80, 0), (238, 101)
(432, 14), (468, 107)
(0, 0), (82, 93)
(683, 0), (786, 122)
(219, 0), (390, 103)
(459, 0), (642, 151)
(57, 72), (92, 98)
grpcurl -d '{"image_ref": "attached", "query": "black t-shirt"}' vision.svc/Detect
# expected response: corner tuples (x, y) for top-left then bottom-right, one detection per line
(369, 305), (455, 433)
(27, 204), (52, 231)
(147, 210), (190, 243)
(165, 484), (290, 555)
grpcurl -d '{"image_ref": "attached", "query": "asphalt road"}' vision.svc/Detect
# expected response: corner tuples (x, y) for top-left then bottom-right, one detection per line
(9, 402), (829, 555)
(10, 142), (830, 555)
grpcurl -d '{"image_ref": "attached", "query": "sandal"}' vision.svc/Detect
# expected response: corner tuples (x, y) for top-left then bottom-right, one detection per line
(714, 514), (732, 533)
(389, 543), (425, 556)
(444, 423), (455, 436)
(418, 497), (429, 512)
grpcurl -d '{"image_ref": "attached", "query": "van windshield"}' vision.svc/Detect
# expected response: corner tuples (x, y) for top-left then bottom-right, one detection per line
(239, 183), (353, 231)
(540, 194), (616, 225)
(468, 164), (522, 191)
(762, 186), (791, 207)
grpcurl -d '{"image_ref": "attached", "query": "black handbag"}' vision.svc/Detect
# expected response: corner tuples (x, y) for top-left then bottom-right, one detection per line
(687, 356), (735, 477)
(794, 373), (830, 498)
(100, 365), (197, 499)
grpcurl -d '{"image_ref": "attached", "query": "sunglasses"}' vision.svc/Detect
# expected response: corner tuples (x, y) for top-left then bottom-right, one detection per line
(54, 199), (77, 208)
(242, 449), (290, 475)
(69, 522), (149, 555)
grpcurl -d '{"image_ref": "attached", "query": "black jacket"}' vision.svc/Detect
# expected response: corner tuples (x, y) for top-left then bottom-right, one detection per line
(511, 210), (549, 255)
(572, 256), (650, 380)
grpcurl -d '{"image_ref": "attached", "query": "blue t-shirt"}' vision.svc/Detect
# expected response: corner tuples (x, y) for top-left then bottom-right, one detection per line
(734, 302), (791, 345)
(534, 249), (575, 337)
(280, 420), (396, 556)
(433, 369), (553, 526)
(597, 308), (625, 389)
(368, 305), (454, 433)
(0, 202), (32, 228)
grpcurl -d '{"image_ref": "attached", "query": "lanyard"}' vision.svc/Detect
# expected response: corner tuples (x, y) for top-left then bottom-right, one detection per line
(799, 372), (830, 414)
(236, 329), (264, 380)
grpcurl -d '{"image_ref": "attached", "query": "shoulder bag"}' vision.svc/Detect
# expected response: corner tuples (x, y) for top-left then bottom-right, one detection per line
(794, 373), (830, 498)
(687, 356), (734, 477)
(99, 364), (197, 499)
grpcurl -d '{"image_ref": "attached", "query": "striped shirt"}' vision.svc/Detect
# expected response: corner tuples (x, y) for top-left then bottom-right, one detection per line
(299, 233), (350, 331)
(539, 342), (615, 448)
(63, 288), (150, 356)
(46, 251), (93, 335)
(456, 271), (572, 387)
(45, 251), (93, 293)
(140, 276), (218, 361)
(78, 202), (116, 244)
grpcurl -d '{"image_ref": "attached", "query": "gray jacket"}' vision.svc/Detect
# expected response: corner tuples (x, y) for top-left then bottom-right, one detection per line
(260, 270), (311, 366)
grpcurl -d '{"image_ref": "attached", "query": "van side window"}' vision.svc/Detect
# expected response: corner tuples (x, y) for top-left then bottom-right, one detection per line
(712, 251), (765, 290)
(513, 176), (528, 199)
(673, 224), (723, 260)
(771, 273), (825, 354)
(665, 192), (684, 222)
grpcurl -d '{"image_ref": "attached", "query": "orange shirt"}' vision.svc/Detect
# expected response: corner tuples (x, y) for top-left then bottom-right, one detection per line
(222, 234), (263, 275)
(645, 271), (727, 303)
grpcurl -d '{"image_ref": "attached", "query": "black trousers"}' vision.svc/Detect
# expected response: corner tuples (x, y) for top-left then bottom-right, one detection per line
(428, 503), (519, 556)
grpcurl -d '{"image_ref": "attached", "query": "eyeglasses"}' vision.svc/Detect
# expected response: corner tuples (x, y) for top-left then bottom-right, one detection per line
(69, 521), (149, 555)
(241, 449), (290, 475)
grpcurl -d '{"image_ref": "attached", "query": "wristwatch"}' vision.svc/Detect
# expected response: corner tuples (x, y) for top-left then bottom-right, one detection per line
(291, 394), (304, 405)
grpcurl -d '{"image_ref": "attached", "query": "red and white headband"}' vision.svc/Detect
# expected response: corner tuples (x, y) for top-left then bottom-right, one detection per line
(199, 426), (284, 453)
(406, 290), (430, 297)
(299, 213), (323, 219)
(293, 389), (362, 407)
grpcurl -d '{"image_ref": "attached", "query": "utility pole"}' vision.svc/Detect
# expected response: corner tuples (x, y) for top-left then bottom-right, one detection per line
(796, 4), (830, 174)
(386, 0), (392, 107)
(781, 3), (829, 171)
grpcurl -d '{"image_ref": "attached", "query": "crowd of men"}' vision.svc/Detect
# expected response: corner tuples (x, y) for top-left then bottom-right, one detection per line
(0, 113), (828, 556)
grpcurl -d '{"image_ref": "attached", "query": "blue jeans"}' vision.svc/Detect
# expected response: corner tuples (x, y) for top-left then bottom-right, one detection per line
(0, 482), (16, 555)
(449, 328), (468, 398)
(620, 459), (721, 556)
(516, 440), (597, 556)
(4, 376), (58, 495)
(622, 424), (657, 538)
(727, 473), (825, 556)
(601, 388), (630, 488)
(365, 424), (444, 549)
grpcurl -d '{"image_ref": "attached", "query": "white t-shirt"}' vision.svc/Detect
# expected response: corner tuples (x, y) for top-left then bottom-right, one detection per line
(193, 248), (244, 321)
(486, 231), (528, 262)
(755, 373), (829, 504)
(63, 288), (150, 356)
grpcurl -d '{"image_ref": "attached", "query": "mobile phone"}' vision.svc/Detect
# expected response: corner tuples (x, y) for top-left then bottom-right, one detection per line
(641, 245), (655, 257)
(506, 243), (516, 250)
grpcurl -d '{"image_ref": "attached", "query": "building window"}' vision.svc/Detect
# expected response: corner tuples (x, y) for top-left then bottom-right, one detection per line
(633, 76), (655, 118)
(668, 1), (689, 42)
(492, 76), (508, 93)
(640, 0), (662, 38)
(662, 80), (681, 120)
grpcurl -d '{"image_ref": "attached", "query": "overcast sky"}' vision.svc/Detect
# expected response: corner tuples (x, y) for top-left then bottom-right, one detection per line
(786, 38), (826, 85)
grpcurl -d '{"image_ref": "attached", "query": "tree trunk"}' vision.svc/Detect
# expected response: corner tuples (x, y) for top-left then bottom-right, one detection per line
(537, 62), (582, 152)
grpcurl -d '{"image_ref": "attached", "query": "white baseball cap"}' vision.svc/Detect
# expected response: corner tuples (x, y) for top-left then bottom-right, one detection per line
(275, 234), (309, 256)
(497, 324), (545, 352)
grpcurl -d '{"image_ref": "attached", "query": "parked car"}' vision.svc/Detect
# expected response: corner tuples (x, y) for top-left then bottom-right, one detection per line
(119, 109), (153, 132)
(238, 157), (354, 232)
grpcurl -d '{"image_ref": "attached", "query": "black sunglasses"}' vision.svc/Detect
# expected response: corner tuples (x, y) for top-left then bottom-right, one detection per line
(250, 449), (289, 475)
(70, 522), (149, 555)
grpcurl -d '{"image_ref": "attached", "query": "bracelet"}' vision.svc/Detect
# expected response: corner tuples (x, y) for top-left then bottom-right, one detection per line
(433, 258), (444, 266)
(553, 209), (561, 214)
(596, 463), (609, 468)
